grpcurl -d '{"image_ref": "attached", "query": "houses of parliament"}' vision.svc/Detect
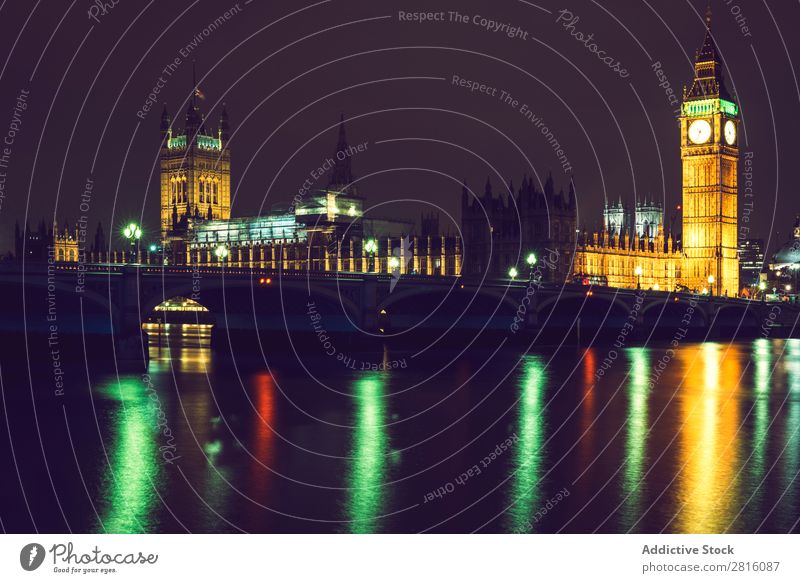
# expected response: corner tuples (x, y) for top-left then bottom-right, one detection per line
(16, 10), (745, 297)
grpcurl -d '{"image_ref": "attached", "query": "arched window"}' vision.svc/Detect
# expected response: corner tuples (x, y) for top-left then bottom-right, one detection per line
(58, 249), (64, 261)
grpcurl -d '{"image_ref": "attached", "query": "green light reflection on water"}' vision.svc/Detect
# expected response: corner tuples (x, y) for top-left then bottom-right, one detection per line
(507, 355), (547, 533)
(345, 374), (389, 533)
(96, 377), (161, 534)
(783, 340), (800, 521)
(750, 338), (771, 496)
(621, 347), (650, 530)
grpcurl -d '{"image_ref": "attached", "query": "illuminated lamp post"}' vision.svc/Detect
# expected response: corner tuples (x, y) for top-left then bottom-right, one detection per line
(123, 222), (142, 263)
(214, 244), (229, 265)
(526, 252), (537, 278)
(634, 265), (643, 290)
(758, 281), (766, 302)
(364, 238), (377, 273)
(508, 266), (519, 280)
(388, 256), (400, 271)
(707, 274), (715, 297)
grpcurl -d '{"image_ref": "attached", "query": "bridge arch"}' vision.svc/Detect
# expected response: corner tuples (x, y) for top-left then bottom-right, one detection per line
(376, 283), (522, 332)
(640, 297), (709, 328)
(536, 290), (632, 318)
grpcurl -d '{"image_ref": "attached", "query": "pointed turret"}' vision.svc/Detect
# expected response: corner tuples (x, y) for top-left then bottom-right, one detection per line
(93, 222), (105, 252)
(328, 114), (355, 191)
(160, 104), (171, 144)
(568, 179), (576, 210)
(685, 4), (730, 100)
(484, 176), (493, 200)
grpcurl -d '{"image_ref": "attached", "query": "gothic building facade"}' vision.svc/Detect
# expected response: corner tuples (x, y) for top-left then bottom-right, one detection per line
(14, 220), (106, 263)
(461, 173), (577, 283)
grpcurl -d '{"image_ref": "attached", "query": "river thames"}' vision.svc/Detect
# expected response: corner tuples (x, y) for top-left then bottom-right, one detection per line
(1, 328), (798, 534)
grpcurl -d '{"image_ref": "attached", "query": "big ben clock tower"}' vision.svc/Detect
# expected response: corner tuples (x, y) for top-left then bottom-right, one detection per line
(680, 6), (739, 296)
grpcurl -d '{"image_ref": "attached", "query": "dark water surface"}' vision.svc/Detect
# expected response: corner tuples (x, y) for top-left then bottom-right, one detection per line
(2, 329), (799, 533)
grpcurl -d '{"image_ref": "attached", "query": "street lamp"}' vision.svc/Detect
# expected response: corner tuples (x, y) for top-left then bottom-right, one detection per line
(634, 265), (643, 290)
(707, 274), (715, 296)
(508, 266), (519, 279)
(123, 222), (142, 262)
(364, 238), (377, 272)
(214, 244), (229, 264)
(526, 252), (537, 267)
(389, 256), (400, 270)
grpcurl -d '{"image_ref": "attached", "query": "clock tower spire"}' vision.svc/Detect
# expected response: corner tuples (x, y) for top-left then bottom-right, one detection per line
(680, 7), (739, 296)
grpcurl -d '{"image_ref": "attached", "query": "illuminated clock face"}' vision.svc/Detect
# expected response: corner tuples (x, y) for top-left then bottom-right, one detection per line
(724, 120), (736, 145)
(688, 119), (712, 144)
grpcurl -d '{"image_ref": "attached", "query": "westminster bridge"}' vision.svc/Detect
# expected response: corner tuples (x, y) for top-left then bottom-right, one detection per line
(0, 261), (797, 369)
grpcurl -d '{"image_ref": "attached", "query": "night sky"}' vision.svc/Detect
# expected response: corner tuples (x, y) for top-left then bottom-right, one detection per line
(0, 0), (797, 255)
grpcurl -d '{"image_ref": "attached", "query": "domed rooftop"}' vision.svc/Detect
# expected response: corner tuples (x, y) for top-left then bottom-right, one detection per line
(772, 215), (800, 267)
